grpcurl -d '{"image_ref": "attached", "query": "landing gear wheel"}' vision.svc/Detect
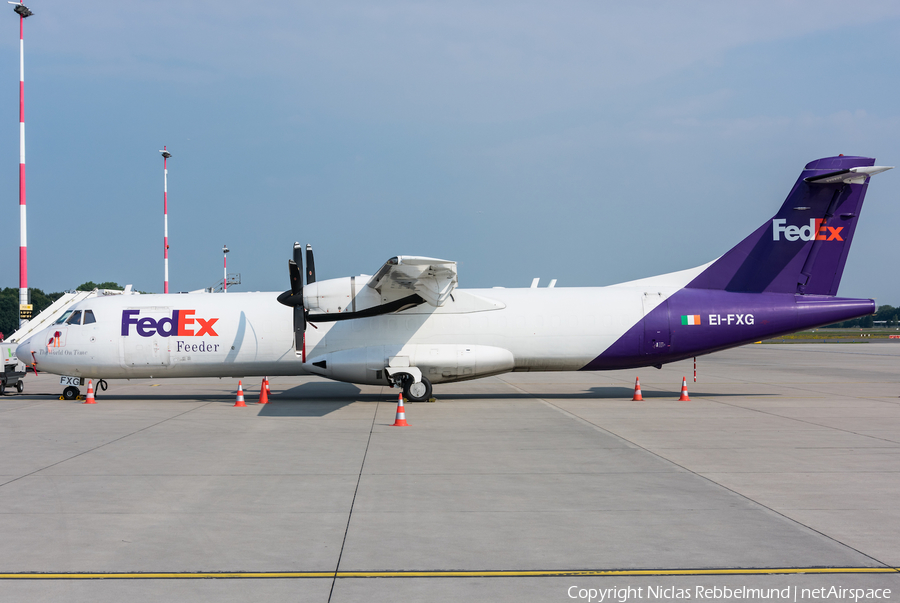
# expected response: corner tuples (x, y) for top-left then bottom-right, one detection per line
(63, 386), (80, 400)
(15, 381), (24, 393)
(403, 376), (432, 403)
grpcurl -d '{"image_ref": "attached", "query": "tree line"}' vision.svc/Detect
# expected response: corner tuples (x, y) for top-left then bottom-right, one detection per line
(823, 304), (899, 329)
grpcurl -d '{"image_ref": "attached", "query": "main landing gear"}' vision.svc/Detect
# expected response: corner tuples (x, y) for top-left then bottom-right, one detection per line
(386, 366), (433, 403)
(401, 375), (432, 403)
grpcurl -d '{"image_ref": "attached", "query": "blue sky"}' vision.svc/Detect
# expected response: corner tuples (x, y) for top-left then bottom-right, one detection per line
(2, 1), (899, 303)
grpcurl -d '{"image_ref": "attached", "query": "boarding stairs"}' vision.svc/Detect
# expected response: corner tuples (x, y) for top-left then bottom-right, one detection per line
(5, 286), (139, 344)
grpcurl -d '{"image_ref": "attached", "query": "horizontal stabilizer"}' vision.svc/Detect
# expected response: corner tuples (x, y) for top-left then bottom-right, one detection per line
(805, 165), (893, 185)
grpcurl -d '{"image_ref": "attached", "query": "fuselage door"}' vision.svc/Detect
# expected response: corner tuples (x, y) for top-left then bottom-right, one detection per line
(641, 293), (670, 355)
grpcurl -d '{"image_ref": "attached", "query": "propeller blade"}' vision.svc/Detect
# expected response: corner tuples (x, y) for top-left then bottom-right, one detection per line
(288, 259), (302, 296)
(293, 242), (303, 272)
(291, 243), (303, 295)
(289, 243), (307, 356)
(306, 244), (316, 285)
(293, 305), (306, 353)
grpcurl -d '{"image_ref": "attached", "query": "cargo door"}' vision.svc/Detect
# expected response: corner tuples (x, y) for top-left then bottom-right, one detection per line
(641, 293), (670, 355)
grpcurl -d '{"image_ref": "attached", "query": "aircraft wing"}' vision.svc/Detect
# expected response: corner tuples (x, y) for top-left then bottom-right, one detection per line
(367, 256), (458, 307)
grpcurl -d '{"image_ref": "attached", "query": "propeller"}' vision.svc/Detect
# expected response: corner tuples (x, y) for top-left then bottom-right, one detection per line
(277, 242), (307, 357)
(276, 241), (427, 355)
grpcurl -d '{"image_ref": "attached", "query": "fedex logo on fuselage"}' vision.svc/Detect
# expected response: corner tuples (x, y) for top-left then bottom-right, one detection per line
(121, 309), (219, 337)
(772, 218), (843, 242)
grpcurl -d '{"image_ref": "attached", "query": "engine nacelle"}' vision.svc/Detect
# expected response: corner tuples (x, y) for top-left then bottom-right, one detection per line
(306, 344), (515, 385)
(303, 276), (381, 316)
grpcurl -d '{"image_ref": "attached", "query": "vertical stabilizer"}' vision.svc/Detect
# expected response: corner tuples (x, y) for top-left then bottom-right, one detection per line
(687, 156), (891, 296)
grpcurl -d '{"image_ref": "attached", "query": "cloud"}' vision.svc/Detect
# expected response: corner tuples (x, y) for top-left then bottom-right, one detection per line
(26, 1), (900, 122)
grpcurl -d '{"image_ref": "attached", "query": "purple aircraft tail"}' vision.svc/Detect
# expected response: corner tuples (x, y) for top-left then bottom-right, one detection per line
(583, 155), (890, 371)
(687, 155), (890, 296)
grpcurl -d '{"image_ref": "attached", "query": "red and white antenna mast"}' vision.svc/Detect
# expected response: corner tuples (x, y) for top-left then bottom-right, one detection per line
(10, 1), (32, 326)
(160, 147), (171, 293)
(223, 245), (229, 293)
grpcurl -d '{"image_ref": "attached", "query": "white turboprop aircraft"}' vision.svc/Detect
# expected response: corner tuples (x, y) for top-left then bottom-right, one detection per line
(14, 156), (891, 401)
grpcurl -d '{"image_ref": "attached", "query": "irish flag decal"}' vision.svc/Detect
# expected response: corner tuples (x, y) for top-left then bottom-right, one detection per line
(681, 315), (701, 326)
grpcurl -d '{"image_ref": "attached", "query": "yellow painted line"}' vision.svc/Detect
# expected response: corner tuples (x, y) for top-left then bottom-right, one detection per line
(0, 572), (334, 579)
(0, 568), (897, 579)
(345, 568), (900, 578)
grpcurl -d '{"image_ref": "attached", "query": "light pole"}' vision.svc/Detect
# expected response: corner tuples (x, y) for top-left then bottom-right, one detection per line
(160, 147), (171, 293)
(10, 1), (32, 326)
(223, 245), (229, 293)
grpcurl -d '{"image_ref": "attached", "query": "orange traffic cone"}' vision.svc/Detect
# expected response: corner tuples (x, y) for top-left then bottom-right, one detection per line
(83, 379), (96, 404)
(234, 380), (246, 407)
(678, 377), (691, 401)
(264, 376), (271, 395)
(392, 392), (409, 426)
(258, 378), (269, 404)
(632, 377), (643, 401)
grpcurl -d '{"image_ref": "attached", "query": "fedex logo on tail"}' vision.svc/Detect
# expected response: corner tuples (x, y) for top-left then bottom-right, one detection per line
(121, 310), (219, 337)
(772, 219), (843, 242)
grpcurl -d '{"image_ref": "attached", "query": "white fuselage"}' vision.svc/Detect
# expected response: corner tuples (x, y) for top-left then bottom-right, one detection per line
(16, 264), (705, 384)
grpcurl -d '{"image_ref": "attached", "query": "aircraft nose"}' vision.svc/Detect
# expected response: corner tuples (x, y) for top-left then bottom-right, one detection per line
(15, 335), (34, 365)
(14, 333), (40, 364)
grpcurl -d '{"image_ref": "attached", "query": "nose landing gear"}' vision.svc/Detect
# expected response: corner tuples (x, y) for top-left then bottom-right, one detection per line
(59, 378), (106, 401)
(62, 386), (80, 400)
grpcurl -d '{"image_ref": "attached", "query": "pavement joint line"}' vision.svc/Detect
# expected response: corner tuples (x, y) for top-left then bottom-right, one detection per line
(707, 397), (900, 447)
(497, 379), (896, 571)
(0, 567), (898, 580)
(607, 376), (900, 445)
(753, 347), (900, 359)
(328, 399), (378, 603)
(0, 400), (215, 491)
(748, 381), (900, 407)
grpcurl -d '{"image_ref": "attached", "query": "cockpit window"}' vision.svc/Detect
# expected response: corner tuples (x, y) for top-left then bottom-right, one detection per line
(55, 310), (73, 324)
(66, 310), (83, 325)
(83, 310), (96, 325)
